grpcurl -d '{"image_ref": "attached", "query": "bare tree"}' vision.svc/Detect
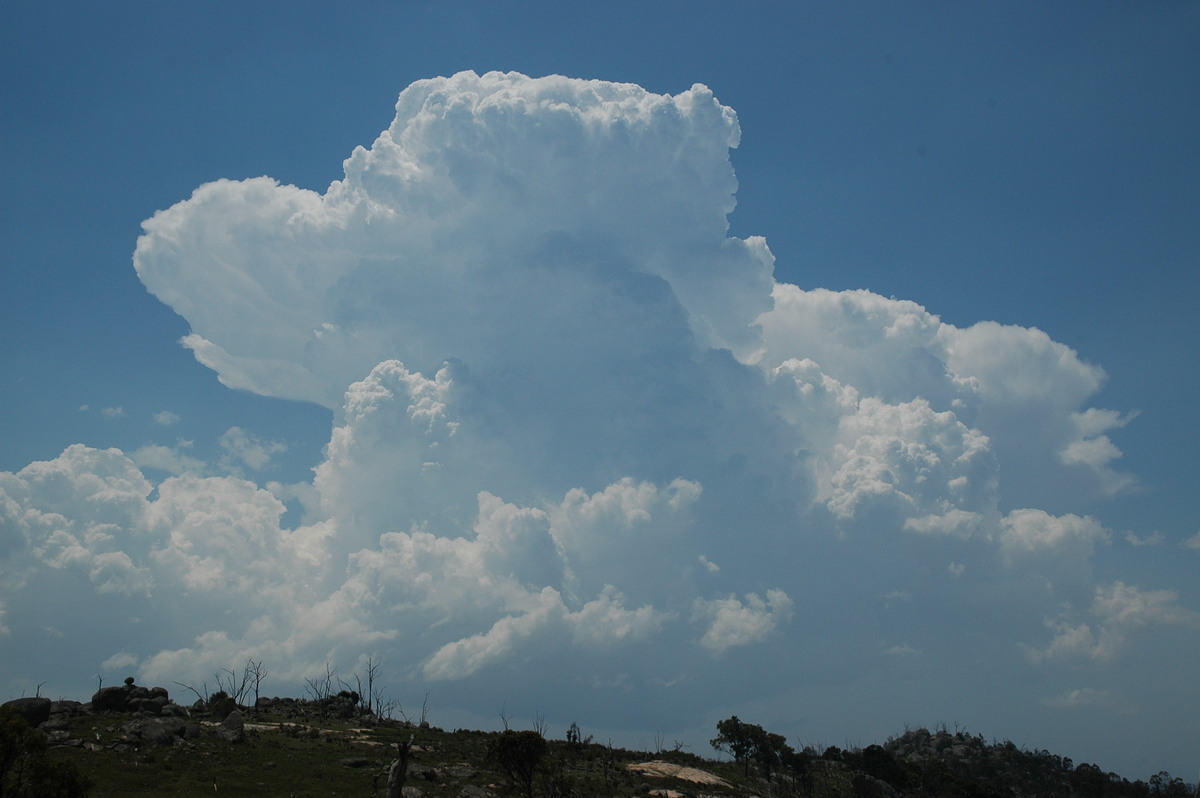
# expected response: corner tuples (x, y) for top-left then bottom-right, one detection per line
(215, 665), (252, 706)
(396, 693), (431, 728)
(302, 663), (341, 719)
(365, 657), (382, 716)
(304, 664), (337, 703)
(246, 659), (268, 711)
(376, 695), (400, 720)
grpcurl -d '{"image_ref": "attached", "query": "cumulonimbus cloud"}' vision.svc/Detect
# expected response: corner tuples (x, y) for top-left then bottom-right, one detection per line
(2, 72), (1188, 754)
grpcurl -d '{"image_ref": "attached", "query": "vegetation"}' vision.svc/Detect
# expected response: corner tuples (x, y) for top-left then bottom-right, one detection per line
(0, 705), (91, 797)
(9, 670), (1196, 798)
(488, 730), (549, 798)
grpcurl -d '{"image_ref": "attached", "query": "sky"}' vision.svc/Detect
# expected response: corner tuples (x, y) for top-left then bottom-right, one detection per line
(2, 0), (1198, 783)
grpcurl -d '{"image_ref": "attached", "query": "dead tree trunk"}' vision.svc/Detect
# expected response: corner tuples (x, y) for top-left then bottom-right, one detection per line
(386, 735), (414, 798)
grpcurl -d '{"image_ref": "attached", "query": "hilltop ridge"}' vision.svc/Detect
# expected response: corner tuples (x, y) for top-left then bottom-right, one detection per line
(2, 680), (1196, 797)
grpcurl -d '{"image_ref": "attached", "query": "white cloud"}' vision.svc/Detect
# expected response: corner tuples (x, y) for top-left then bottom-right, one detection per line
(101, 651), (139, 672)
(1123, 529), (1164, 547)
(101, 406), (126, 418)
(134, 72), (773, 409)
(568, 586), (670, 647)
(146, 473), (296, 593)
(1027, 581), (1200, 663)
(998, 509), (1109, 557)
(823, 397), (995, 536)
(219, 427), (287, 473)
(693, 589), (793, 653)
(153, 410), (181, 426)
(758, 287), (1135, 507)
(423, 587), (567, 681)
(1182, 530), (1200, 550)
(1092, 581), (1200, 630)
(131, 443), (205, 476)
(1, 445), (154, 592)
(1042, 688), (1114, 709)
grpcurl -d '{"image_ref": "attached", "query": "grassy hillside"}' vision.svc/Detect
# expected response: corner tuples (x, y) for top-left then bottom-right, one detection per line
(6, 694), (1196, 798)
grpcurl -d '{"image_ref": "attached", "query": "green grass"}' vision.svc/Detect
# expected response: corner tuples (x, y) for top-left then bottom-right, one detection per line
(46, 713), (719, 797)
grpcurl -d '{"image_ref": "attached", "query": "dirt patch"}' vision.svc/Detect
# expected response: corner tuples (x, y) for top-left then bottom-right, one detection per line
(627, 760), (731, 787)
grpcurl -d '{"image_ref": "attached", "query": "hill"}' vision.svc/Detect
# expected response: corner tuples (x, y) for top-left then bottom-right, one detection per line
(2, 681), (1196, 797)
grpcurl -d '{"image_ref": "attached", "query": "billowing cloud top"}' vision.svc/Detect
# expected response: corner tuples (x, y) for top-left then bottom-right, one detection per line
(4, 72), (1193, 767)
(134, 71), (772, 409)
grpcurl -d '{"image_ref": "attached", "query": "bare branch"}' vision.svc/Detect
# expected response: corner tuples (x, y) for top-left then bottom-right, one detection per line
(172, 680), (208, 704)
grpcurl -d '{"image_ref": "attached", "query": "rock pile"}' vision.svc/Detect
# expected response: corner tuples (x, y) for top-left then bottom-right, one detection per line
(90, 675), (186, 717)
(1, 676), (242, 752)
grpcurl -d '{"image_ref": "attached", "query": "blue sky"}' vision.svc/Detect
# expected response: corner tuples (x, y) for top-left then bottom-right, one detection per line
(2, 1), (1198, 782)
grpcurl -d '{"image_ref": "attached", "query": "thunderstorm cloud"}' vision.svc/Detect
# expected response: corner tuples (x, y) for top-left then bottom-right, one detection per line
(2, 72), (1190, 747)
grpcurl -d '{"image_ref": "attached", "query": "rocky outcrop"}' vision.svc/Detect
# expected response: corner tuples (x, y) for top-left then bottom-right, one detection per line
(1, 696), (51, 727)
(92, 686), (131, 712)
(89, 678), (184, 717)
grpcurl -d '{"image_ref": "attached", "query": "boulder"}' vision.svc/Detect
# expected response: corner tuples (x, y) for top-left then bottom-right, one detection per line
(92, 685), (130, 712)
(45, 729), (84, 747)
(216, 709), (245, 743)
(160, 703), (187, 718)
(2, 697), (51, 727)
(410, 765), (440, 782)
(40, 717), (70, 733)
(460, 786), (497, 798)
(50, 700), (84, 717)
(138, 717), (188, 745)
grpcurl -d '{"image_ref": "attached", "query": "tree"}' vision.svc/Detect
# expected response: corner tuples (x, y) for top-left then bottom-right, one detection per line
(711, 716), (794, 780)
(753, 729), (791, 782)
(711, 716), (758, 775)
(857, 744), (904, 788)
(565, 722), (591, 750)
(489, 729), (548, 798)
(246, 658), (267, 711)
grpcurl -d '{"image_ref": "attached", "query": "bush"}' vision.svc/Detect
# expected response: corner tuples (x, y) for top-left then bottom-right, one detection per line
(488, 730), (548, 798)
(0, 705), (91, 797)
(207, 690), (238, 720)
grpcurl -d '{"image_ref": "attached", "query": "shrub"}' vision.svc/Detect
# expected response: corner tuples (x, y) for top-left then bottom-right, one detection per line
(0, 705), (92, 797)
